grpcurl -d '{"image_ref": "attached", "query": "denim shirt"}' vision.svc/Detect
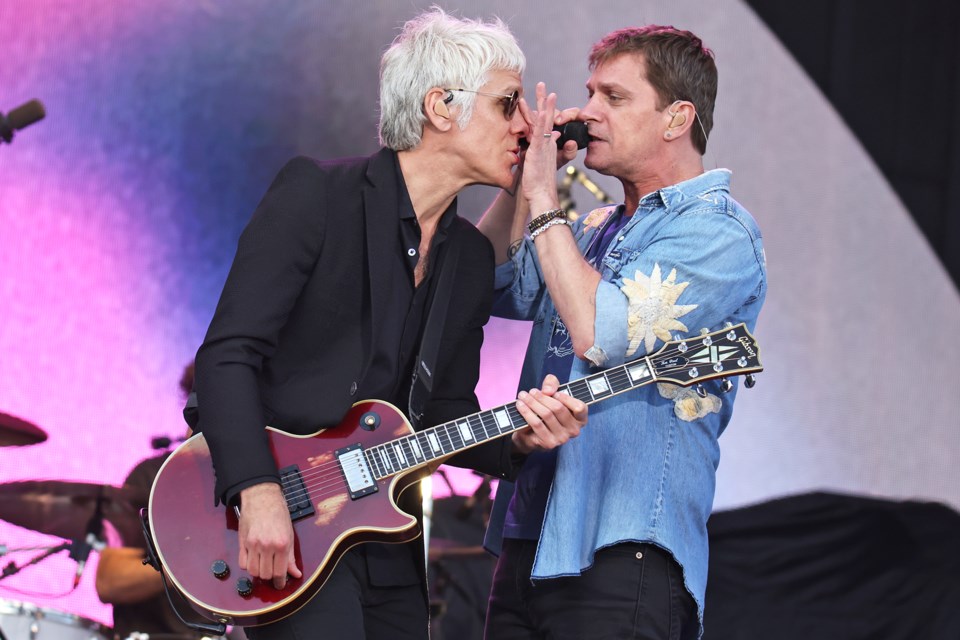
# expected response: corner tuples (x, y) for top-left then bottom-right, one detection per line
(484, 169), (767, 632)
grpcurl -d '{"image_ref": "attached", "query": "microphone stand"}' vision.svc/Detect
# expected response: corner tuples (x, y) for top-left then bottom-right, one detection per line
(561, 166), (616, 219)
(0, 541), (72, 582)
(1, 496), (108, 586)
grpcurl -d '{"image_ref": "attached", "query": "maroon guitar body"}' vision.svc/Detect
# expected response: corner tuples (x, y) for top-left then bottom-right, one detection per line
(149, 400), (425, 627)
(147, 324), (762, 627)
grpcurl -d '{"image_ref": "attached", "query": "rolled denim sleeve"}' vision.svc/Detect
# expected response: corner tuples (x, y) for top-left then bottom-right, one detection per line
(492, 237), (547, 321)
(588, 206), (765, 363)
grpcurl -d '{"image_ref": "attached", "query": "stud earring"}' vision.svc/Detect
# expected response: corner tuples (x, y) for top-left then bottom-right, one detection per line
(665, 131), (672, 139)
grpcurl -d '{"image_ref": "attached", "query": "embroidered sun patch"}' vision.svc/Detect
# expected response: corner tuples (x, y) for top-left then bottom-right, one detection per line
(620, 263), (698, 356)
(657, 383), (722, 422)
(581, 206), (615, 230)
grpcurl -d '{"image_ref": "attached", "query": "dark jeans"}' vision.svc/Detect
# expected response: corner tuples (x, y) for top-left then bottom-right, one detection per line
(245, 546), (428, 640)
(485, 538), (698, 640)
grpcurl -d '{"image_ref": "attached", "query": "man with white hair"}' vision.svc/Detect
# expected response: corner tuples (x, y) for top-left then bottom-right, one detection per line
(189, 8), (586, 640)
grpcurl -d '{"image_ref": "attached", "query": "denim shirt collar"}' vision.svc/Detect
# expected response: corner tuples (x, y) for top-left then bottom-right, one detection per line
(637, 168), (732, 211)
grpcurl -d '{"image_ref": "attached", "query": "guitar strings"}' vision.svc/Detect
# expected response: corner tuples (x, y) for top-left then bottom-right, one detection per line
(278, 345), (729, 504)
(276, 347), (732, 507)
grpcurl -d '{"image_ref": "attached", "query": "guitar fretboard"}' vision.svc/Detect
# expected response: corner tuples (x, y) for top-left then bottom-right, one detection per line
(363, 358), (654, 480)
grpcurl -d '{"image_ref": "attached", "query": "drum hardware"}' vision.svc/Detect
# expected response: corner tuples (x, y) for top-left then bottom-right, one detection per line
(0, 480), (112, 587)
(0, 412), (47, 447)
(0, 598), (110, 640)
(0, 533), (104, 587)
(0, 480), (145, 545)
(0, 539), (72, 582)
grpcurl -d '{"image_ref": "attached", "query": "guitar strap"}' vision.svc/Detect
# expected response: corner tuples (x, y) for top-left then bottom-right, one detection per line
(407, 223), (461, 430)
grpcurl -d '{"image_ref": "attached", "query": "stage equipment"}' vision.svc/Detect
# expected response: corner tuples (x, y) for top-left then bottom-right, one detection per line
(0, 599), (110, 640)
(0, 480), (143, 546)
(0, 100), (46, 144)
(0, 412), (47, 447)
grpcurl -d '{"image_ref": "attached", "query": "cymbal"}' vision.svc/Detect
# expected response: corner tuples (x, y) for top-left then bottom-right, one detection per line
(0, 412), (48, 447)
(0, 480), (146, 544)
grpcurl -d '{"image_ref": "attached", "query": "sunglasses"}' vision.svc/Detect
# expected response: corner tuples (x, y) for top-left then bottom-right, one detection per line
(444, 88), (520, 120)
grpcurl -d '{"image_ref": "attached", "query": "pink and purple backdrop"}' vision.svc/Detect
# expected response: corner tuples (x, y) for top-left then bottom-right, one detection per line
(3, 0), (958, 631)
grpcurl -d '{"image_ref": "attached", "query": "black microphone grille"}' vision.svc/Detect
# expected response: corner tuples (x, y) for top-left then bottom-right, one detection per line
(556, 121), (589, 150)
(520, 121), (589, 150)
(151, 436), (173, 449)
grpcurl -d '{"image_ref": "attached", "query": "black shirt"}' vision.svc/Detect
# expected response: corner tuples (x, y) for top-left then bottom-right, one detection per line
(357, 153), (456, 412)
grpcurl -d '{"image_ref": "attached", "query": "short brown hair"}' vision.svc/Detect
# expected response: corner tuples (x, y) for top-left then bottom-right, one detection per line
(589, 26), (717, 154)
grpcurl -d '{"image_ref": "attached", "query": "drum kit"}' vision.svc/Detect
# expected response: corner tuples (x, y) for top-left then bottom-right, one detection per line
(0, 412), (491, 640)
(0, 412), (195, 640)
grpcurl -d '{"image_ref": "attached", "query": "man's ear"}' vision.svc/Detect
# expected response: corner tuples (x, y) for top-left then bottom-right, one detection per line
(664, 99), (695, 141)
(425, 88), (454, 130)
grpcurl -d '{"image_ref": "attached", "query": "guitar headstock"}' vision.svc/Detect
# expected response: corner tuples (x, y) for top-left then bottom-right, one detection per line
(650, 323), (762, 387)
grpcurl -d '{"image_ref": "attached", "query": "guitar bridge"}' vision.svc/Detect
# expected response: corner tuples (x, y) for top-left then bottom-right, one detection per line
(279, 465), (316, 521)
(335, 443), (378, 500)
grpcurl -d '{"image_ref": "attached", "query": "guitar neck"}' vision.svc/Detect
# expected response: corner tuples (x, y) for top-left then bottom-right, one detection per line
(362, 322), (761, 481)
(362, 358), (654, 481)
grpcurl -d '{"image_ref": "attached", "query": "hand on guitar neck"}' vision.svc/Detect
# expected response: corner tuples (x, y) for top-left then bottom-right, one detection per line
(146, 324), (761, 625)
(238, 482), (304, 590)
(511, 374), (588, 455)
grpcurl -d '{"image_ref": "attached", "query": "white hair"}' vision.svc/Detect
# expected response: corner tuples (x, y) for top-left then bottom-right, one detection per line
(378, 6), (525, 150)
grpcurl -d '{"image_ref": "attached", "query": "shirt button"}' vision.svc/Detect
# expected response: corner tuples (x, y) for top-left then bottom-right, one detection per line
(349, 381), (358, 396)
(407, 248), (417, 257)
(618, 236), (625, 242)
(635, 551), (644, 560)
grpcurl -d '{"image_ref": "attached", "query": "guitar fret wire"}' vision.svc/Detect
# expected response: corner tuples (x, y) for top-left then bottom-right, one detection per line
(279, 347), (748, 502)
(284, 349), (744, 496)
(284, 371), (643, 490)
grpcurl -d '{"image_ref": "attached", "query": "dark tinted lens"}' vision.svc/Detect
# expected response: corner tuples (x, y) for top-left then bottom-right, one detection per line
(503, 91), (519, 119)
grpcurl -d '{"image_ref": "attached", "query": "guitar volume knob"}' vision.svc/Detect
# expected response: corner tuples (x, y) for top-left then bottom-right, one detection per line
(236, 577), (254, 597)
(211, 560), (229, 580)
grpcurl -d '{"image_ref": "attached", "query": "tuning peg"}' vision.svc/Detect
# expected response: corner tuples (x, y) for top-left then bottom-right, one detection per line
(744, 374), (756, 389)
(720, 378), (734, 393)
(724, 322), (733, 328)
(700, 328), (710, 335)
(695, 384), (708, 398)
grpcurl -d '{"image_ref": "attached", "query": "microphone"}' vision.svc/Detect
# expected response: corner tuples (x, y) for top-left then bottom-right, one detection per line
(69, 532), (103, 588)
(0, 99), (46, 144)
(520, 121), (589, 150)
(151, 434), (187, 449)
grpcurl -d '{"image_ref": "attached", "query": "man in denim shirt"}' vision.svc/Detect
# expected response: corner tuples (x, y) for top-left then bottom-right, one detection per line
(478, 26), (767, 640)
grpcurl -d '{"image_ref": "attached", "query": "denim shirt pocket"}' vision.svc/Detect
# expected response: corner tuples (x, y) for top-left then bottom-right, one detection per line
(599, 246), (644, 284)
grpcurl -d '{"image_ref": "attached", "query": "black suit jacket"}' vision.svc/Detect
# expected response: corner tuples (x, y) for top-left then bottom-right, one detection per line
(191, 149), (517, 584)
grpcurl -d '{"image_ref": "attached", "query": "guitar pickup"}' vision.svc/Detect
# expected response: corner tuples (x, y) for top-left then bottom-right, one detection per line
(335, 443), (378, 500)
(279, 465), (316, 520)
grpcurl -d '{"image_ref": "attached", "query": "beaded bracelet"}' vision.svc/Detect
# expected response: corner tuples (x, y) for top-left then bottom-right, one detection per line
(530, 217), (571, 239)
(527, 208), (567, 235)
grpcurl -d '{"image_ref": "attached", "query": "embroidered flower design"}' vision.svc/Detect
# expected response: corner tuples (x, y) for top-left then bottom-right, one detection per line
(620, 263), (698, 356)
(657, 383), (722, 422)
(581, 206), (614, 230)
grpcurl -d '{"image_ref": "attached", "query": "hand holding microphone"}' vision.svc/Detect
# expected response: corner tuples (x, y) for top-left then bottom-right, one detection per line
(521, 121), (589, 150)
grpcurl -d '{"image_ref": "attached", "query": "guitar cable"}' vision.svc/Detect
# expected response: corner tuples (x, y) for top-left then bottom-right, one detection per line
(139, 509), (229, 638)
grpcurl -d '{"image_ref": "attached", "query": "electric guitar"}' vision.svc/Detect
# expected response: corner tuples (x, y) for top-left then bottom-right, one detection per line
(147, 323), (762, 626)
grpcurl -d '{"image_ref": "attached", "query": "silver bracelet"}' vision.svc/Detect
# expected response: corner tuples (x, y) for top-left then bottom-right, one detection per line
(530, 218), (571, 239)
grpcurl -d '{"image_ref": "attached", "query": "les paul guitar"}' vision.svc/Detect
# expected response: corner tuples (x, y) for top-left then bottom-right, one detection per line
(147, 323), (762, 627)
